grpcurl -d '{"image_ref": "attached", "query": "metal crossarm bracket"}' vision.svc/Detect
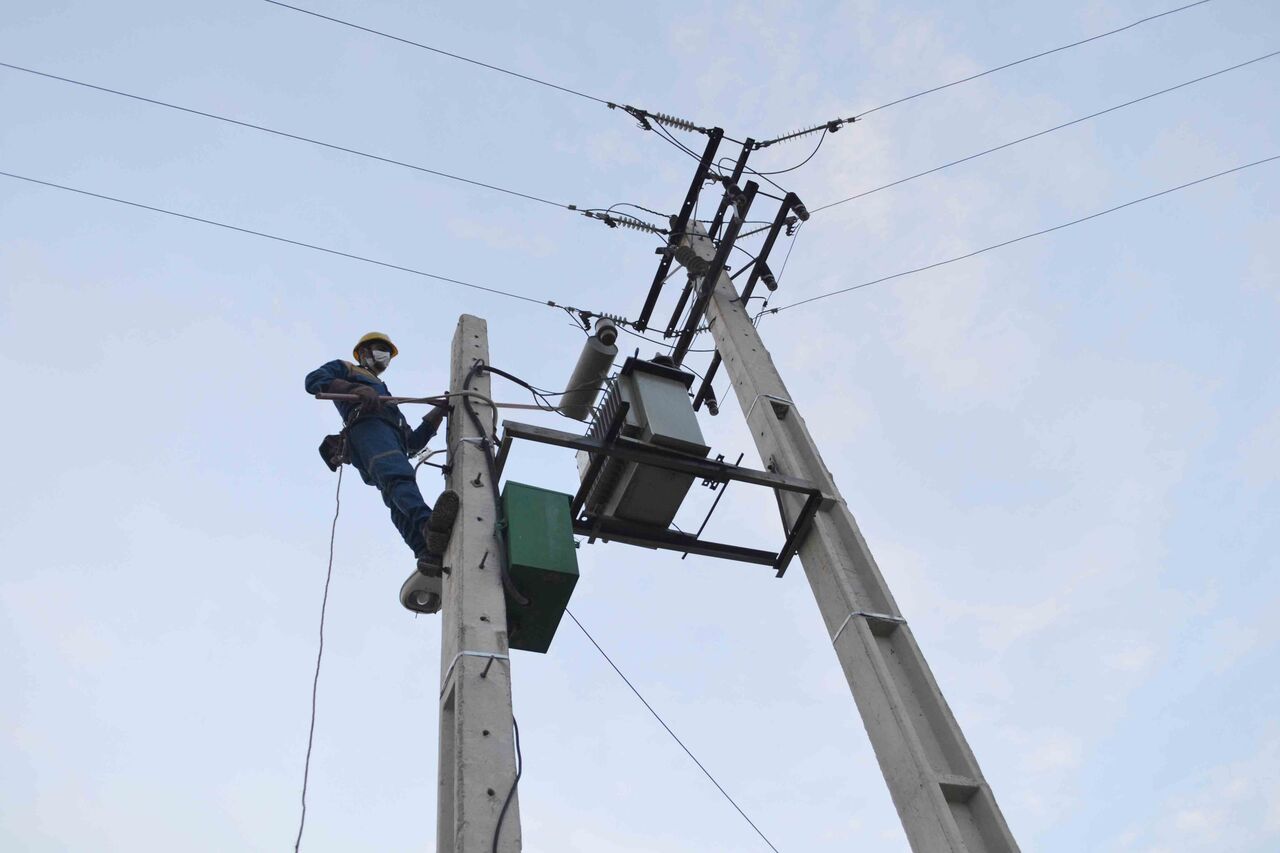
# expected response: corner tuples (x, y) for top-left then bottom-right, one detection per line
(671, 180), (758, 364)
(495, 420), (828, 576)
(693, 193), (807, 412)
(635, 129), (723, 331)
(665, 139), (757, 337)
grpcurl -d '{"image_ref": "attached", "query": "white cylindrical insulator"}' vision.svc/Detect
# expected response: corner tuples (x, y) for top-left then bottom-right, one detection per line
(559, 332), (618, 421)
(594, 317), (618, 346)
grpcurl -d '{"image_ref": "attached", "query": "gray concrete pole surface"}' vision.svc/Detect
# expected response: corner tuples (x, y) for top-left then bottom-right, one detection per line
(437, 314), (522, 852)
(678, 227), (1020, 853)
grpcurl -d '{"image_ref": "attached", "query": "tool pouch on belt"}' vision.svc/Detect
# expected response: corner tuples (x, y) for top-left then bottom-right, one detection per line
(318, 432), (350, 472)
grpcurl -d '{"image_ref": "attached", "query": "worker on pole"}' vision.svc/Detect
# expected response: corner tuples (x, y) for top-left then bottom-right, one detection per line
(305, 332), (458, 613)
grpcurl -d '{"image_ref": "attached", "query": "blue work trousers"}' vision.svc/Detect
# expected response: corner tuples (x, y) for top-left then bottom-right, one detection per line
(346, 418), (432, 555)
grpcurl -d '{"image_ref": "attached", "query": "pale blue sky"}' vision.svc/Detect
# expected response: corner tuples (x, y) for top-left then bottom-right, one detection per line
(2, 1), (1278, 851)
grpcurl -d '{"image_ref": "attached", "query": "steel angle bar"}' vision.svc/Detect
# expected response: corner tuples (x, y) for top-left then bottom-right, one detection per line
(682, 452), (745, 559)
(499, 421), (818, 496)
(741, 192), (800, 303)
(635, 129), (723, 331)
(571, 518), (777, 566)
(666, 140), (756, 336)
(671, 181), (758, 364)
(774, 490), (823, 577)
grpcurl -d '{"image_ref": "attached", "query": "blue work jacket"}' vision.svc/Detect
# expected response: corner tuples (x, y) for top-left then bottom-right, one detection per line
(305, 359), (438, 453)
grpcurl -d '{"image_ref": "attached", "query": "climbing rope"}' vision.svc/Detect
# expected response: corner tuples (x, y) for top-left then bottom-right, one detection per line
(294, 465), (343, 851)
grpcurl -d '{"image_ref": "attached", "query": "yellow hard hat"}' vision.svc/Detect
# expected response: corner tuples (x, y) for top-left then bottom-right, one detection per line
(353, 331), (399, 360)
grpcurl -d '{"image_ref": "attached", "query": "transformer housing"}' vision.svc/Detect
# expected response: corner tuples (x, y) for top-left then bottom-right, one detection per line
(576, 356), (710, 529)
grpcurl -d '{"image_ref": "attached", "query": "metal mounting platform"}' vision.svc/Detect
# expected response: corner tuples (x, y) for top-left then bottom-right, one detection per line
(495, 419), (828, 577)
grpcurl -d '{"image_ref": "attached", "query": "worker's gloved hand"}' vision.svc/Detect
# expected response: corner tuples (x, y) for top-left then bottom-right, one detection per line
(422, 402), (450, 434)
(350, 384), (383, 412)
(325, 378), (357, 395)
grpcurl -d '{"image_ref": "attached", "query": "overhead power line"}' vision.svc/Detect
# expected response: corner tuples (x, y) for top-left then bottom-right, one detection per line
(0, 169), (559, 307)
(260, 0), (612, 106)
(854, 0), (1216, 118)
(0, 60), (574, 211)
(769, 154), (1279, 313)
(813, 48), (1280, 213)
(565, 609), (782, 853)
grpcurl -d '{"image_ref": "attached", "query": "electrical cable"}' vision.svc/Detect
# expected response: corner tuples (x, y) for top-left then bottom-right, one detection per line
(0, 170), (561, 308)
(606, 202), (671, 220)
(713, 156), (789, 196)
(492, 716), (522, 853)
(616, 323), (716, 355)
(480, 363), (582, 418)
(653, 121), (717, 167)
(752, 129), (828, 176)
(852, 0), (1216, 118)
(564, 609), (782, 853)
(0, 61), (574, 211)
(462, 362), (530, 610)
(768, 153), (1280, 313)
(453, 362), (528, 851)
(814, 48), (1280, 213)
(293, 465), (343, 853)
(260, 0), (612, 106)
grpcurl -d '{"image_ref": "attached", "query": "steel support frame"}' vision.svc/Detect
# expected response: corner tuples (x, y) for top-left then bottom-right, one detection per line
(494, 420), (825, 576)
(671, 180), (758, 364)
(693, 191), (804, 412)
(634, 129), (723, 331)
(664, 138), (756, 336)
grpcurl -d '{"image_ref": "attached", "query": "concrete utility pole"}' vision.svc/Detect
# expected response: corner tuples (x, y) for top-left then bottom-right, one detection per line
(677, 227), (1020, 852)
(437, 314), (522, 852)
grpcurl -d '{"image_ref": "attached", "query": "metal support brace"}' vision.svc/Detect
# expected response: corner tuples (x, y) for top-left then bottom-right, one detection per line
(440, 651), (512, 697)
(671, 181), (758, 364)
(830, 611), (907, 645)
(635, 129), (723, 331)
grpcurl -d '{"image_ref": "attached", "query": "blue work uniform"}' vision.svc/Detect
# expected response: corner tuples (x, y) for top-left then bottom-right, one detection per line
(305, 360), (440, 556)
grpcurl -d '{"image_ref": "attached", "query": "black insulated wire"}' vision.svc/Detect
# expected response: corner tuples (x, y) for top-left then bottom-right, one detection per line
(770, 154), (1280, 313)
(260, 0), (613, 106)
(814, 48), (1280, 214)
(0, 61), (575, 211)
(852, 0), (1217, 118)
(565, 609), (782, 853)
(492, 716), (522, 853)
(0, 171), (561, 308)
(752, 130), (830, 176)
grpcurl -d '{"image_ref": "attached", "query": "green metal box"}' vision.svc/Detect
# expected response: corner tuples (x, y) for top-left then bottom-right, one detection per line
(501, 481), (579, 654)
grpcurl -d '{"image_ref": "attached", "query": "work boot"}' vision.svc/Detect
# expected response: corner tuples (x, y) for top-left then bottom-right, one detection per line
(421, 489), (461, 557)
(415, 550), (445, 577)
(400, 568), (442, 615)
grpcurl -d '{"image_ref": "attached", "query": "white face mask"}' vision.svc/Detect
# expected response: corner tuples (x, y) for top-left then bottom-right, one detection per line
(363, 348), (392, 373)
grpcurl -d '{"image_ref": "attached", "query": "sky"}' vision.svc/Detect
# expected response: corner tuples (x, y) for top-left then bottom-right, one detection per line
(2, 1), (1278, 851)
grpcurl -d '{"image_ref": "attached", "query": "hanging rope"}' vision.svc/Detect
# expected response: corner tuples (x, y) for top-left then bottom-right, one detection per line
(294, 465), (343, 852)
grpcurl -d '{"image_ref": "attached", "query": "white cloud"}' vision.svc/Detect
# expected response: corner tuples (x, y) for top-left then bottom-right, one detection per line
(1116, 732), (1280, 852)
